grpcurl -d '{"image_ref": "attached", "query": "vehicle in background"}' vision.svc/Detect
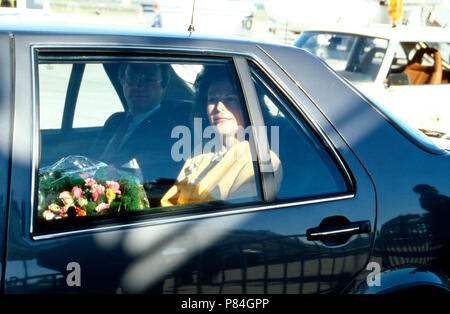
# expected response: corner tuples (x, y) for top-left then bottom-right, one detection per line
(294, 25), (450, 150)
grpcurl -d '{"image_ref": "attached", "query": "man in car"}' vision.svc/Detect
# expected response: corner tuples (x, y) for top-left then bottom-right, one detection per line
(96, 62), (184, 205)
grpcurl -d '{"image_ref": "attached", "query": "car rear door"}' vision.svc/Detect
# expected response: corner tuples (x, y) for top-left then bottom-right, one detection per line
(3, 35), (376, 294)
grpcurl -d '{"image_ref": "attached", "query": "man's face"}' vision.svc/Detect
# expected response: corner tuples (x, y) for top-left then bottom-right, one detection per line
(122, 64), (165, 115)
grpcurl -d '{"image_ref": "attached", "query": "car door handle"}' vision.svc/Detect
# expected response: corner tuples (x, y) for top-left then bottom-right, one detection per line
(307, 220), (371, 242)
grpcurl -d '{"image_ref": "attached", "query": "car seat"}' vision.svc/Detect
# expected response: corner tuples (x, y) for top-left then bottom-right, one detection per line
(402, 47), (442, 85)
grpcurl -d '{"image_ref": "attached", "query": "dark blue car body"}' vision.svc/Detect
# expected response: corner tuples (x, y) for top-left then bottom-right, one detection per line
(0, 22), (448, 294)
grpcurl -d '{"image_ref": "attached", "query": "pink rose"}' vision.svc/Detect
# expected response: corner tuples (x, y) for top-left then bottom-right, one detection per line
(72, 186), (83, 199)
(91, 189), (99, 202)
(106, 181), (121, 195)
(91, 184), (105, 202)
(95, 202), (109, 213)
(84, 177), (96, 187)
(96, 184), (106, 194)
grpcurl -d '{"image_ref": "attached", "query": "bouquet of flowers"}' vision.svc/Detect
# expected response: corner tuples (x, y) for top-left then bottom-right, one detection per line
(38, 156), (149, 221)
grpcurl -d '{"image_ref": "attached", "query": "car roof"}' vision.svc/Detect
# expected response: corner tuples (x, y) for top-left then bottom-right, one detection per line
(0, 20), (265, 45)
(301, 24), (450, 43)
(0, 19), (176, 35)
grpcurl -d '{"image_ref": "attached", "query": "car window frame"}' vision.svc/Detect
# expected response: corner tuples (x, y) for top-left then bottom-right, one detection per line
(30, 45), (356, 240)
(245, 59), (355, 195)
(32, 47), (269, 237)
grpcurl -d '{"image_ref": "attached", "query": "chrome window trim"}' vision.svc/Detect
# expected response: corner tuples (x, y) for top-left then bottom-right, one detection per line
(32, 193), (355, 241)
(30, 43), (355, 239)
(32, 44), (257, 59)
(30, 46), (39, 235)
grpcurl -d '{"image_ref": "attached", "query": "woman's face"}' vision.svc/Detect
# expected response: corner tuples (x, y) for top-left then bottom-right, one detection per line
(206, 80), (244, 137)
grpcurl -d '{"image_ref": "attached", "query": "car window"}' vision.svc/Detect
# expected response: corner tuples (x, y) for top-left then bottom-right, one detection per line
(390, 43), (409, 71)
(295, 32), (357, 71)
(39, 63), (123, 130)
(249, 62), (349, 200)
(295, 32), (388, 82)
(416, 42), (450, 65)
(38, 63), (71, 129)
(389, 41), (450, 85)
(36, 54), (262, 233)
(74, 64), (124, 128)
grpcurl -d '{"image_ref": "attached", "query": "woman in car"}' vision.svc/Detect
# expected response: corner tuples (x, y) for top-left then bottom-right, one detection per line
(161, 66), (282, 206)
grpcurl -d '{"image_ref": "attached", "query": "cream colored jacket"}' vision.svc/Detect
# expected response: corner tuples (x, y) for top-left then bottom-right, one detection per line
(161, 141), (281, 206)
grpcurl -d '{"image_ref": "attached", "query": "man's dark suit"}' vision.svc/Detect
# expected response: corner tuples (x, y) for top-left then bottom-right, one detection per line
(94, 101), (189, 206)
